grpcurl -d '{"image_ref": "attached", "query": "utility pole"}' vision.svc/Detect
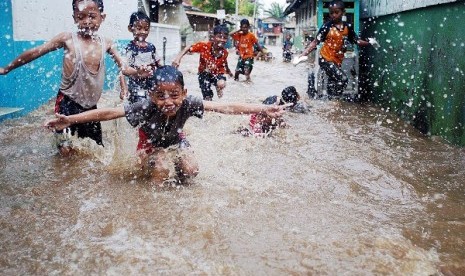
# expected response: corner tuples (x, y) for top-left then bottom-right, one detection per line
(253, 0), (258, 35)
(235, 0), (239, 28)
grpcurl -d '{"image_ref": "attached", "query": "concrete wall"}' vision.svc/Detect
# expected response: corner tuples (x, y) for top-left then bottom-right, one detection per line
(360, 1), (465, 146)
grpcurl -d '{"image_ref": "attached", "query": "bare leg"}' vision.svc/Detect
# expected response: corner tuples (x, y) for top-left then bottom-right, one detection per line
(216, 79), (226, 98)
(176, 148), (199, 182)
(58, 146), (76, 157)
(234, 71), (240, 81)
(144, 149), (171, 186)
(244, 68), (252, 82)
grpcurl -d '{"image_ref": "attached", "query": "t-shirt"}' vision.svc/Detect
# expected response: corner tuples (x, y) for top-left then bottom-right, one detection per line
(124, 95), (204, 148)
(124, 41), (160, 98)
(283, 39), (293, 51)
(316, 21), (358, 66)
(231, 32), (258, 59)
(189, 41), (229, 75)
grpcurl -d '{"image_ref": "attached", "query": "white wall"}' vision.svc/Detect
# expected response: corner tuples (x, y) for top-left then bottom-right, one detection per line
(361, 0), (459, 18)
(147, 23), (180, 63)
(12, 0), (137, 41)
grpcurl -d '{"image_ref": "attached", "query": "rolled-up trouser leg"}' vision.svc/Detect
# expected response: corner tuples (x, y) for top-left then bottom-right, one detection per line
(319, 59), (348, 96)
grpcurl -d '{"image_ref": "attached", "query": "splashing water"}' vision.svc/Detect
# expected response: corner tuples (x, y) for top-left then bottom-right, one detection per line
(0, 46), (464, 274)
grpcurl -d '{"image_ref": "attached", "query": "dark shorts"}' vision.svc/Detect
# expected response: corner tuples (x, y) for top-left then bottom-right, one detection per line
(235, 57), (254, 74)
(198, 72), (227, 100)
(128, 94), (147, 104)
(318, 58), (348, 96)
(54, 92), (103, 146)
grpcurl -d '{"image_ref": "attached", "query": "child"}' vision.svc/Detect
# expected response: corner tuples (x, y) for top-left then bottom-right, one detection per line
(242, 86), (304, 137)
(299, 0), (372, 98)
(0, 0), (148, 156)
(282, 33), (293, 62)
(172, 24), (233, 101)
(44, 66), (287, 186)
(230, 19), (264, 82)
(119, 11), (161, 103)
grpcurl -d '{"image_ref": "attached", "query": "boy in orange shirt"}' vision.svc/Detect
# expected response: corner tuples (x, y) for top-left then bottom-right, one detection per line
(299, 0), (371, 98)
(230, 19), (264, 82)
(172, 25), (233, 100)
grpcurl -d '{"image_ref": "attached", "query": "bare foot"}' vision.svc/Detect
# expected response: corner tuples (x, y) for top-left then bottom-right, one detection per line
(58, 146), (76, 157)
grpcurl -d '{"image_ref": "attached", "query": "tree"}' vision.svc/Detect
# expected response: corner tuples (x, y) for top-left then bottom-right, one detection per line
(264, 2), (285, 19)
(192, 0), (236, 14)
(191, 0), (261, 17)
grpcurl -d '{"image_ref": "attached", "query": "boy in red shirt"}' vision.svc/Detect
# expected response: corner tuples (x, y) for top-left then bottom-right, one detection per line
(172, 25), (233, 100)
(230, 19), (264, 82)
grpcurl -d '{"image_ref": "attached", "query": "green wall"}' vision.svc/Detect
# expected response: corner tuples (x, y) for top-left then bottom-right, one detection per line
(360, 1), (465, 146)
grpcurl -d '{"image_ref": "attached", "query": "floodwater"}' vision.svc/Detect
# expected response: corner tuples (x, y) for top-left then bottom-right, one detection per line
(0, 46), (464, 275)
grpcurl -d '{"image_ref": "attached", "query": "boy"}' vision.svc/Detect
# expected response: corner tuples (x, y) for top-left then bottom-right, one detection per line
(299, 0), (371, 99)
(44, 66), (288, 186)
(282, 33), (293, 62)
(246, 86), (305, 137)
(230, 19), (264, 82)
(0, 0), (147, 156)
(172, 24), (233, 101)
(120, 11), (161, 103)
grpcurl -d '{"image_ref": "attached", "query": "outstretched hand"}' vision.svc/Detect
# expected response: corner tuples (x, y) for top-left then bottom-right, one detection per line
(171, 59), (180, 68)
(0, 67), (7, 75)
(263, 103), (292, 118)
(44, 113), (71, 131)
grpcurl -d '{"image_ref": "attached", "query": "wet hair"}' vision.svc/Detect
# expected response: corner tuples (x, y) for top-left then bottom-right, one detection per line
(72, 0), (104, 13)
(281, 86), (299, 104)
(129, 11), (150, 27)
(148, 66), (185, 91)
(213, 24), (229, 35)
(240, 19), (250, 27)
(329, 0), (345, 10)
(262, 96), (279, 105)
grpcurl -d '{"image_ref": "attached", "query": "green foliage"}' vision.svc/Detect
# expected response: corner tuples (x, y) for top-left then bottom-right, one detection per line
(264, 2), (285, 19)
(191, 0), (262, 17)
(192, 0), (236, 14)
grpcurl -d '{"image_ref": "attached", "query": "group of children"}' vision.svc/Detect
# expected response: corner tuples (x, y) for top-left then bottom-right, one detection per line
(0, 0), (373, 186)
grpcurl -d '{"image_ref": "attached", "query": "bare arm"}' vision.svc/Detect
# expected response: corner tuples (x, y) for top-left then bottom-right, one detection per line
(225, 59), (233, 77)
(357, 39), (371, 47)
(171, 45), (192, 68)
(106, 38), (150, 78)
(44, 106), (125, 131)
(119, 73), (128, 100)
(0, 32), (68, 75)
(203, 101), (288, 118)
(300, 39), (318, 57)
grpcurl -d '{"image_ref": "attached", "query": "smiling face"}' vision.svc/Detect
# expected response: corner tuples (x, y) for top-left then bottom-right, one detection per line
(73, 0), (105, 36)
(129, 19), (150, 43)
(212, 33), (228, 49)
(149, 82), (187, 117)
(240, 24), (249, 34)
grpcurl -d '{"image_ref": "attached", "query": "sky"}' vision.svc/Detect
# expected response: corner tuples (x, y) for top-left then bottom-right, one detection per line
(260, 0), (288, 12)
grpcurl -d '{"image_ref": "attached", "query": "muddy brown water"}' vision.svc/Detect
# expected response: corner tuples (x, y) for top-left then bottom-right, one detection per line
(0, 46), (464, 275)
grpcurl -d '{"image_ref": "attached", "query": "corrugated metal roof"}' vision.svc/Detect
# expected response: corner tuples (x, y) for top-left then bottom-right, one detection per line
(283, 0), (305, 16)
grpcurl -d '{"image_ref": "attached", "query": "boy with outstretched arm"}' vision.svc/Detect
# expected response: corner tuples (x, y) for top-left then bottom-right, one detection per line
(172, 24), (233, 101)
(299, 0), (373, 99)
(0, 0), (149, 156)
(45, 66), (288, 186)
